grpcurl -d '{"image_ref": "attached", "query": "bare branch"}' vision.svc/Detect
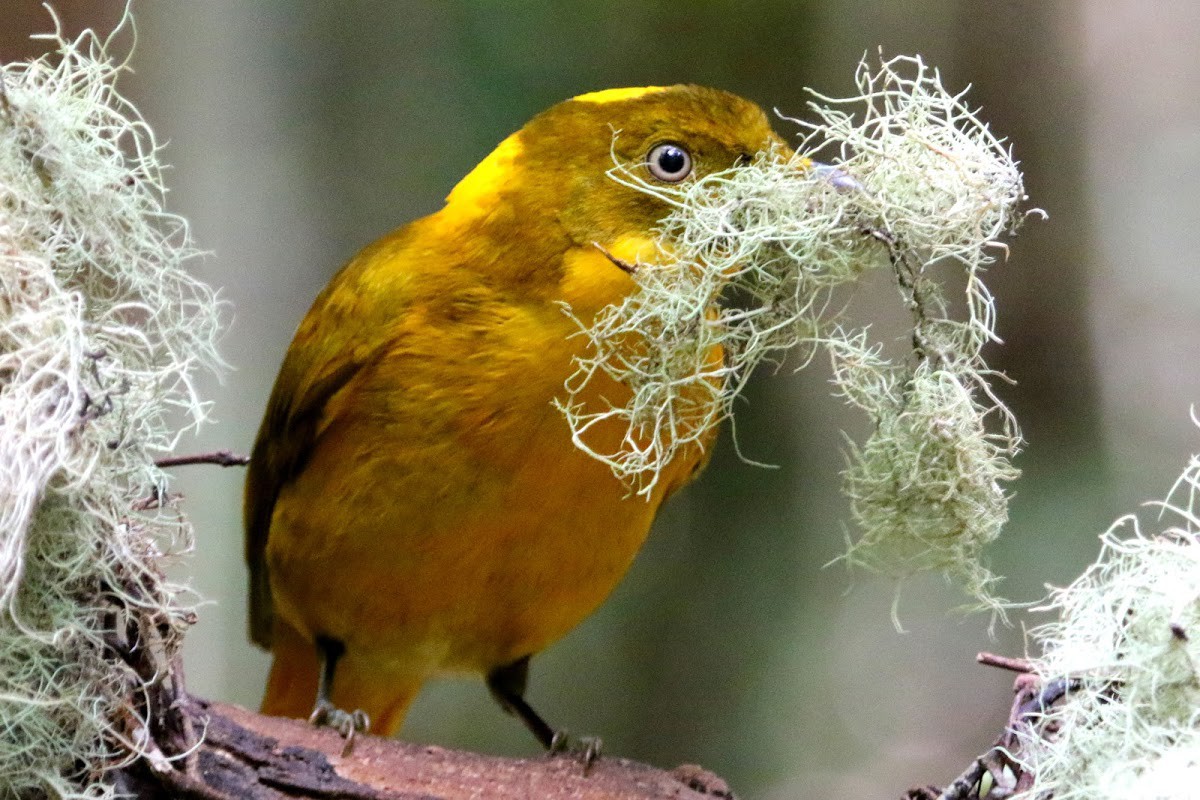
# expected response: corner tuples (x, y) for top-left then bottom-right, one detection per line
(155, 450), (250, 468)
(977, 651), (1034, 673)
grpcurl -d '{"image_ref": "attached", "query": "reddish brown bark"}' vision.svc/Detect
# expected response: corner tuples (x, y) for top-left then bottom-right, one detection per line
(117, 696), (735, 800)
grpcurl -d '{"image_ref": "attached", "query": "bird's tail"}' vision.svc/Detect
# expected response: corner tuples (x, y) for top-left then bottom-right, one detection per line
(260, 619), (319, 720)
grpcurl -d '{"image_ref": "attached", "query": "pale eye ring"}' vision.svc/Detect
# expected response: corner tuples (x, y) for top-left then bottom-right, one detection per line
(646, 142), (692, 182)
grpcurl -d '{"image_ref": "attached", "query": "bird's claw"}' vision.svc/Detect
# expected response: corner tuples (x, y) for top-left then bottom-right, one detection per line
(308, 699), (370, 756)
(549, 730), (602, 774)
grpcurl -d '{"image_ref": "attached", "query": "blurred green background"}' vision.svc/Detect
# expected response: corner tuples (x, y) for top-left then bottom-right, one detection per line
(6, 2), (1199, 797)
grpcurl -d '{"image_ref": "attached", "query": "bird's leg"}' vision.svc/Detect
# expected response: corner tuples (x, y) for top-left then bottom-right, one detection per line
(308, 635), (369, 756)
(486, 655), (602, 773)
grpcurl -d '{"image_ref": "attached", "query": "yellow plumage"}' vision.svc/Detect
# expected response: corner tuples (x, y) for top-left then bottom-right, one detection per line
(244, 85), (786, 744)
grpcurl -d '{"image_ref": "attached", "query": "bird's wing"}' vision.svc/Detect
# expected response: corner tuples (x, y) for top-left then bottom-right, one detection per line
(244, 354), (367, 647)
(243, 234), (414, 648)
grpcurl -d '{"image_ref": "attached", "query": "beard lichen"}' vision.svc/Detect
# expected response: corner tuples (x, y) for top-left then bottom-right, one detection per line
(1013, 450), (1200, 799)
(0, 12), (221, 798)
(559, 54), (1035, 607)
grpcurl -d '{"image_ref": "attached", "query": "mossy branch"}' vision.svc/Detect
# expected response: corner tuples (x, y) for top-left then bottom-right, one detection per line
(0, 10), (221, 797)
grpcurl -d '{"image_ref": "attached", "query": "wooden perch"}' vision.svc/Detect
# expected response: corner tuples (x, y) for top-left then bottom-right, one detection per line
(115, 696), (736, 800)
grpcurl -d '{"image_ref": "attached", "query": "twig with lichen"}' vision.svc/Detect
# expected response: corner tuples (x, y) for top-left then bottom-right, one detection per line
(910, 444), (1200, 800)
(0, 10), (222, 799)
(1005, 448), (1200, 799)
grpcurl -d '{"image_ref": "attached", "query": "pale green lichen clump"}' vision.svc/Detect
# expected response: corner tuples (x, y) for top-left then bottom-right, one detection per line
(560, 54), (1032, 604)
(1014, 451), (1200, 799)
(0, 14), (221, 799)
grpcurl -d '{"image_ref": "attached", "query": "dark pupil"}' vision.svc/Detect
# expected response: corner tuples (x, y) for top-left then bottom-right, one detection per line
(657, 146), (687, 174)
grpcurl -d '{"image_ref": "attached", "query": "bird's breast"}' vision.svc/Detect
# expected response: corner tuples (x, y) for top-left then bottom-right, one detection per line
(266, 250), (715, 677)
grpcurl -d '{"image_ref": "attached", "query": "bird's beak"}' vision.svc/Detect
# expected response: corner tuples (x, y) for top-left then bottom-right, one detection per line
(810, 161), (863, 193)
(763, 135), (862, 193)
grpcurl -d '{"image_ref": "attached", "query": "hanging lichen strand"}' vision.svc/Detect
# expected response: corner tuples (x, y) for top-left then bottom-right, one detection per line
(560, 54), (1034, 606)
(0, 15), (222, 799)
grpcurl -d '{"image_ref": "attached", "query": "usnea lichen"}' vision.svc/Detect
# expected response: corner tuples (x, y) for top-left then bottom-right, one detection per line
(560, 54), (1033, 603)
(1013, 450), (1200, 799)
(0, 13), (221, 798)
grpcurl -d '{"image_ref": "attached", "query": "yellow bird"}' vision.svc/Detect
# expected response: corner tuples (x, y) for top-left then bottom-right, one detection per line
(244, 85), (788, 757)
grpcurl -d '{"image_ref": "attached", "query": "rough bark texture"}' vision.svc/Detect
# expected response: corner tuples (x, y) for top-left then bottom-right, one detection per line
(113, 697), (736, 800)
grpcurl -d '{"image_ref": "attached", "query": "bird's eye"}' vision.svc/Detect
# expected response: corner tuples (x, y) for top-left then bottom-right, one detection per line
(646, 143), (692, 182)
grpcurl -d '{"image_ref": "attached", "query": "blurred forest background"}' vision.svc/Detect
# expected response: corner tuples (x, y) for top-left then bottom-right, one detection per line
(5, 2), (1199, 798)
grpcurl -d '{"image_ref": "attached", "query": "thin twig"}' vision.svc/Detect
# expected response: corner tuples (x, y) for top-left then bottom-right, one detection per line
(0, 72), (12, 121)
(977, 651), (1034, 673)
(131, 487), (180, 511)
(1016, 676), (1082, 721)
(935, 758), (987, 800)
(156, 450), (249, 468)
(592, 241), (638, 275)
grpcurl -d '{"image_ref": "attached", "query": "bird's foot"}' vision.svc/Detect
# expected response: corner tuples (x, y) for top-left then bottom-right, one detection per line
(549, 730), (602, 775)
(308, 699), (370, 757)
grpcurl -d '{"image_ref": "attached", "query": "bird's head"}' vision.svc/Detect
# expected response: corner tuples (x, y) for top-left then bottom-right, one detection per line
(438, 85), (791, 310)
